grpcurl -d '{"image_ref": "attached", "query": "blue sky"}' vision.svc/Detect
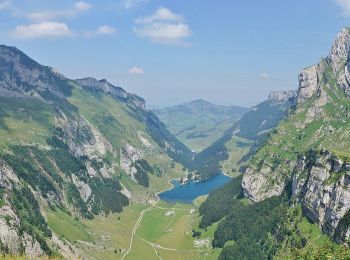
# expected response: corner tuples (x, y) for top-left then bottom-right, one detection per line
(1, 0), (350, 107)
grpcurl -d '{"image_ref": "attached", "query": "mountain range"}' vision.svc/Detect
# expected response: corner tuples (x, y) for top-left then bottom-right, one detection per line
(154, 99), (248, 152)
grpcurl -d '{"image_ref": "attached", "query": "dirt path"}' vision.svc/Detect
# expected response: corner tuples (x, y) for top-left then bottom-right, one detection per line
(122, 174), (199, 260)
(121, 198), (159, 260)
(121, 178), (175, 260)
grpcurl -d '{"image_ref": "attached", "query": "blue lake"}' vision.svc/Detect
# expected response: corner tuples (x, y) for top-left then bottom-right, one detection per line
(159, 174), (232, 204)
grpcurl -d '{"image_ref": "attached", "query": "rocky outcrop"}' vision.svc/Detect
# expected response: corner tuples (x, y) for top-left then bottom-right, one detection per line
(120, 143), (144, 179)
(75, 77), (146, 109)
(268, 90), (297, 104)
(0, 161), (44, 257)
(71, 174), (92, 203)
(292, 151), (350, 243)
(296, 29), (350, 104)
(242, 159), (296, 202)
(327, 28), (350, 98)
(242, 166), (285, 202)
(55, 109), (113, 159)
(327, 28), (350, 77)
(297, 65), (319, 103)
(0, 203), (45, 257)
(75, 77), (127, 99)
(0, 160), (20, 188)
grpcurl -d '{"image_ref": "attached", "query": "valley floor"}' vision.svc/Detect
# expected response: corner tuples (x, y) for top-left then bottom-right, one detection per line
(44, 161), (221, 260)
(47, 195), (220, 260)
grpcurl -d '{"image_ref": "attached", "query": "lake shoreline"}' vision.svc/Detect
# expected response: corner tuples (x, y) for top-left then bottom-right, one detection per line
(158, 173), (232, 204)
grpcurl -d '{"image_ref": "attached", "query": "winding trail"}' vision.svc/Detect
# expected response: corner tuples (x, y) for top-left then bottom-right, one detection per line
(121, 179), (174, 260)
(121, 174), (203, 260)
(142, 238), (204, 252)
(121, 197), (159, 260)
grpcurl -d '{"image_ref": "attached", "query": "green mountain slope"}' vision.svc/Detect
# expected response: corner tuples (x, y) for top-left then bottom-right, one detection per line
(0, 45), (192, 257)
(235, 90), (296, 141)
(193, 91), (296, 180)
(154, 99), (248, 151)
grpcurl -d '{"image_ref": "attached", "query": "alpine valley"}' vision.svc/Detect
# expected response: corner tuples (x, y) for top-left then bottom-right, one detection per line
(3, 27), (350, 260)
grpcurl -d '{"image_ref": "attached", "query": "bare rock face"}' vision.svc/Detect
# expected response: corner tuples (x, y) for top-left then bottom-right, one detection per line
(71, 174), (92, 203)
(242, 159), (295, 202)
(296, 29), (350, 105)
(242, 166), (285, 202)
(292, 151), (350, 243)
(268, 90), (297, 104)
(328, 28), (350, 77)
(120, 143), (144, 179)
(0, 160), (20, 188)
(55, 109), (113, 160)
(297, 65), (319, 103)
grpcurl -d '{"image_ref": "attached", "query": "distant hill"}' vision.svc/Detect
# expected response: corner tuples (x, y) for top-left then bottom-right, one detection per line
(193, 90), (297, 180)
(154, 99), (248, 151)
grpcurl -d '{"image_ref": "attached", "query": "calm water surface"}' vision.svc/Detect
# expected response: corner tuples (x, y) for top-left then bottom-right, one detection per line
(159, 174), (232, 204)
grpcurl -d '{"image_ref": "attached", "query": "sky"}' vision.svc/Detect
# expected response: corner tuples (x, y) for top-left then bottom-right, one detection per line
(1, 0), (350, 108)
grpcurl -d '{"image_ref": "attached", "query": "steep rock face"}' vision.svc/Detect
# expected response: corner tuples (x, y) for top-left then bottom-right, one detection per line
(292, 151), (350, 242)
(297, 65), (319, 103)
(242, 166), (285, 202)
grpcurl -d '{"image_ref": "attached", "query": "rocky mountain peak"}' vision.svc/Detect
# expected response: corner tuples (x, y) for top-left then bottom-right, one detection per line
(327, 28), (350, 75)
(75, 77), (146, 110)
(297, 64), (320, 103)
(297, 28), (350, 104)
(0, 44), (69, 100)
(268, 90), (297, 103)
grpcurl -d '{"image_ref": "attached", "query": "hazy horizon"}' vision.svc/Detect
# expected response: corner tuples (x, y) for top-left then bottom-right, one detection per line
(1, 0), (350, 107)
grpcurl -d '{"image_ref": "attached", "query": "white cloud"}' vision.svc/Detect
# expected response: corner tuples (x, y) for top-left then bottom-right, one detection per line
(129, 66), (145, 74)
(134, 7), (191, 45)
(27, 11), (68, 21)
(260, 72), (269, 80)
(75, 1), (92, 11)
(334, 0), (350, 15)
(134, 23), (191, 44)
(97, 25), (116, 35)
(27, 1), (92, 21)
(84, 25), (117, 37)
(122, 0), (148, 9)
(12, 22), (71, 39)
(135, 6), (184, 24)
